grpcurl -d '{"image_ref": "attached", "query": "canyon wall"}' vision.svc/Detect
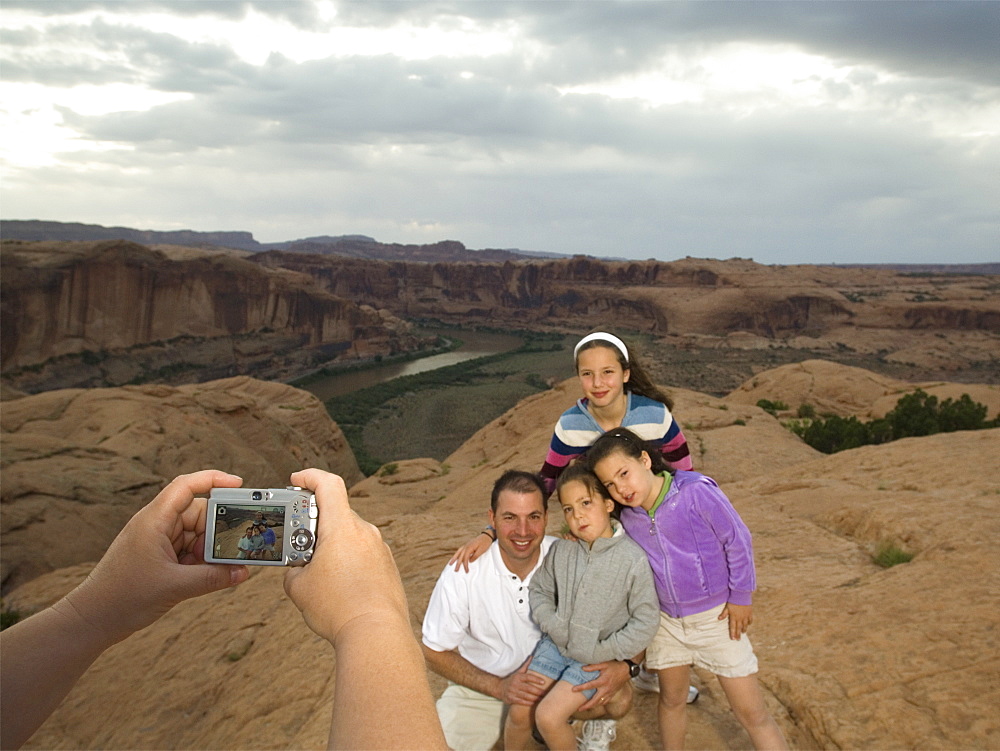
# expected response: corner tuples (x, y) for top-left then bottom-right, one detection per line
(3, 240), (998, 395)
(0, 240), (419, 391)
(253, 251), (1000, 338)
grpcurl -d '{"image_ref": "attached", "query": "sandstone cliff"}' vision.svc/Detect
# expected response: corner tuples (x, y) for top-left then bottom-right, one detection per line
(0, 240), (419, 390)
(253, 252), (1000, 372)
(4, 241), (998, 396)
(0, 377), (362, 593)
(4, 362), (998, 750)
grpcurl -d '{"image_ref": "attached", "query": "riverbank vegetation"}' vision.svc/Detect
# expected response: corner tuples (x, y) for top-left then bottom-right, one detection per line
(325, 332), (568, 475)
(290, 332), (462, 389)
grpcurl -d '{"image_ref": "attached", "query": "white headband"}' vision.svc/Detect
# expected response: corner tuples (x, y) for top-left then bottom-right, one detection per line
(573, 332), (629, 363)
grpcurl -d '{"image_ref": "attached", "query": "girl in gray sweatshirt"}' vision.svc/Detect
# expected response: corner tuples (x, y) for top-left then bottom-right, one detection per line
(503, 464), (660, 751)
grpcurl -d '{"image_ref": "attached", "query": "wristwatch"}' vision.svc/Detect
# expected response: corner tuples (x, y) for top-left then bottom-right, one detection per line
(624, 659), (641, 678)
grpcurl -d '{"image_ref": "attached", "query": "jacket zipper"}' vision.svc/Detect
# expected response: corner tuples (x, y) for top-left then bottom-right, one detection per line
(649, 506), (678, 607)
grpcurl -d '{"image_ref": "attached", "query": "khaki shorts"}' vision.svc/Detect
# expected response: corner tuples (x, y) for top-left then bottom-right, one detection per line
(436, 683), (506, 751)
(645, 604), (759, 678)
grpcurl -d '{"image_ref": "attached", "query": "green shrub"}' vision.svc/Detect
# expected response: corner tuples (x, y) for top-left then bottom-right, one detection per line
(380, 462), (399, 477)
(873, 542), (914, 568)
(756, 399), (789, 416)
(800, 414), (869, 453)
(794, 389), (997, 454)
(797, 403), (816, 419)
(525, 373), (550, 391)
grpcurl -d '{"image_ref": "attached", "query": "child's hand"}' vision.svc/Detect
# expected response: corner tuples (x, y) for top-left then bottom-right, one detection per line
(719, 602), (753, 640)
(448, 532), (492, 572)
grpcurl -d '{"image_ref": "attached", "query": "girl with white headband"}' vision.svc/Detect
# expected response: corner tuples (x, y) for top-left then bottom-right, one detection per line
(537, 331), (692, 497)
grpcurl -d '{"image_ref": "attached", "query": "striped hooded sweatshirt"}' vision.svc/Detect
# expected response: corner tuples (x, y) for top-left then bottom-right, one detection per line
(540, 392), (692, 496)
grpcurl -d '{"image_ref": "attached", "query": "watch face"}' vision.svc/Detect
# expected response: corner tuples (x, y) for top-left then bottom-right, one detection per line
(627, 661), (640, 678)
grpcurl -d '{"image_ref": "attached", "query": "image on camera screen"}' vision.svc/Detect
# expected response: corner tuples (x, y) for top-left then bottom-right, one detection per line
(212, 505), (286, 562)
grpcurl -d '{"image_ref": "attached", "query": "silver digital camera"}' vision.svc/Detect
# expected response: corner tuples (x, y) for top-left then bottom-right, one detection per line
(205, 487), (317, 566)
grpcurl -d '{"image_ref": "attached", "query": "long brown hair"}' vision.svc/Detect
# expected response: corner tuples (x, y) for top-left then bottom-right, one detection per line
(587, 427), (673, 477)
(574, 333), (674, 410)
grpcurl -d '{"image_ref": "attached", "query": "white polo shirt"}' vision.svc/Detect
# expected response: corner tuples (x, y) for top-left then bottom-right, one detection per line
(422, 536), (557, 678)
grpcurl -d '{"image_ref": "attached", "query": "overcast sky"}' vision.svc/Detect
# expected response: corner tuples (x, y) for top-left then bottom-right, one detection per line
(2, 1), (997, 264)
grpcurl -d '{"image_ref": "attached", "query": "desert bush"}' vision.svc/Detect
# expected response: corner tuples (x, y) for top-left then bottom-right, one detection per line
(756, 398), (789, 416)
(873, 542), (914, 568)
(793, 389), (997, 454)
(525, 373), (550, 391)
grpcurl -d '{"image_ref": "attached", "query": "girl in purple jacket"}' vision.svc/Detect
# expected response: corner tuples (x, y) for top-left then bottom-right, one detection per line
(587, 428), (787, 751)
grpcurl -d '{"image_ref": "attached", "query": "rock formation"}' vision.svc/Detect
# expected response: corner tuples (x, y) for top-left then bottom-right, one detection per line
(722, 359), (1000, 420)
(1, 240), (420, 391)
(4, 362), (998, 749)
(0, 220), (262, 252)
(253, 252), (999, 371)
(4, 240), (998, 395)
(0, 376), (362, 593)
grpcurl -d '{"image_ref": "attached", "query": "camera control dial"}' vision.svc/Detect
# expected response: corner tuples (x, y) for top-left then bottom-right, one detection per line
(291, 528), (314, 551)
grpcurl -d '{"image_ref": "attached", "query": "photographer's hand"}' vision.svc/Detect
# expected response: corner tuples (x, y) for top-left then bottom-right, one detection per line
(0, 470), (248, 751)
(283, 468), (446, 750)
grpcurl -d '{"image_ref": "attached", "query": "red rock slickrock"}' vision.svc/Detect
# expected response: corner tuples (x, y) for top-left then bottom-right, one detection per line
(0, 376), (362, 594)
(4, 363), (999, 750)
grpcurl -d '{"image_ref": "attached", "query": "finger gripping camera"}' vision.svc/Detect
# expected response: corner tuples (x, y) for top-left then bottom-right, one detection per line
(205, 487), (317, 566)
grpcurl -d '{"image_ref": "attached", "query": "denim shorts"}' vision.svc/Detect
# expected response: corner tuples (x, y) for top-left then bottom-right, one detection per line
(528, 636), (597, 699)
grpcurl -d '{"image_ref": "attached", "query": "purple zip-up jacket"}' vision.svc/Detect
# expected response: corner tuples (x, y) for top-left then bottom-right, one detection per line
(619, 471), (756, 618)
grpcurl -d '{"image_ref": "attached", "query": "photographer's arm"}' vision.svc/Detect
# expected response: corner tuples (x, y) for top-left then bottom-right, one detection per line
(0, 470), (248, 751)
(283, 469), (446, 750)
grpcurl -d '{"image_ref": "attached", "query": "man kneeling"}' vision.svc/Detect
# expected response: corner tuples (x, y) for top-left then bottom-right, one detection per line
(421, 470), (641, 750)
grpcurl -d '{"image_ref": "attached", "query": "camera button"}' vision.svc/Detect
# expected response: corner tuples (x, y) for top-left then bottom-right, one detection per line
(291, 528), (313, 551)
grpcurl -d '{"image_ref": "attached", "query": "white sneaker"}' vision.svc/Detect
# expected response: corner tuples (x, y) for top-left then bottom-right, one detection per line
(631, 669), (700, 704)
(578, 718), (617, 751)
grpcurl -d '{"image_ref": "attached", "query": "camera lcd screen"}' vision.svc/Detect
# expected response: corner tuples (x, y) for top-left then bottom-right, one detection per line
(211, 504), (285, 562)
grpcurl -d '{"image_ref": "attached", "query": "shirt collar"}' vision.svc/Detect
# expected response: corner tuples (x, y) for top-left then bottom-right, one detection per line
(644, 471), (674, 517)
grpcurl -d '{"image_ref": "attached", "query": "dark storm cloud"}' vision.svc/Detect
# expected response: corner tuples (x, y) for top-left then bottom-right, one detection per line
(334, 1), (1000, 85)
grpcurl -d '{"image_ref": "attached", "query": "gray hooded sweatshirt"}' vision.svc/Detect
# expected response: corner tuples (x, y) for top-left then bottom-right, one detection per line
(528, 520), (660, 664)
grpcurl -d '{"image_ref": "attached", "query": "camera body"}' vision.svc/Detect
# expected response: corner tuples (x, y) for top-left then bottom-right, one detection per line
(205, 487), (317, 566)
